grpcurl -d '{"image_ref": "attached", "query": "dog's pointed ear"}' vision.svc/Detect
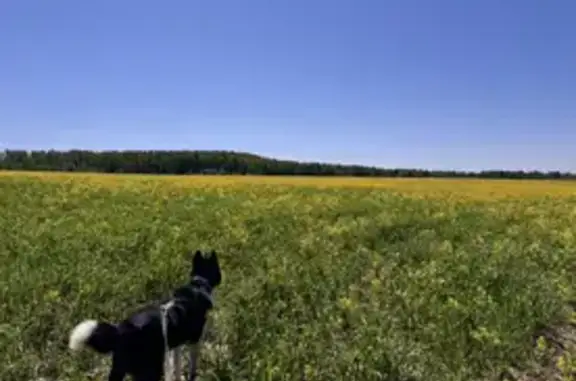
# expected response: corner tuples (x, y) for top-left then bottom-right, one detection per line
(209, 250), (222, 287)
(192, 250), (203, 266)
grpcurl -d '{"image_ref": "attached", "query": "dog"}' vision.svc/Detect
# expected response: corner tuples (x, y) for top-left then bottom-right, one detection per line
(68, 250), (222, 381)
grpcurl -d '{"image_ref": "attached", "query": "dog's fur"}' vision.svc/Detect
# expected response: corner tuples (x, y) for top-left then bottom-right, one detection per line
(68, 250), (222, 381)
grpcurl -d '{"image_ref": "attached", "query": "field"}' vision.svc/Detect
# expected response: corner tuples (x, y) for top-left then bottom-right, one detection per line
(2, 172), (576, 381)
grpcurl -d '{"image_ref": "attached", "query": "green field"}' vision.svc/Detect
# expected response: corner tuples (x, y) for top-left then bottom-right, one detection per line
(1, 173), (576, 381)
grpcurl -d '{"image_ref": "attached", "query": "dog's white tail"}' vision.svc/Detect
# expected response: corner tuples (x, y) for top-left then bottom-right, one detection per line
(69, 320), (98, 351)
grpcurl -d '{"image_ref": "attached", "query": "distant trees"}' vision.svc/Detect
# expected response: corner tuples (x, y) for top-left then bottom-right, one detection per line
(0, 149), (573, 180)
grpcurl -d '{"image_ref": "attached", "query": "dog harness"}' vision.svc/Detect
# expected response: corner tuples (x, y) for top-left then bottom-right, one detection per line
(160, 276), (214, 381)
(191, 276), (214, 306)
(160, 300), (176, 381)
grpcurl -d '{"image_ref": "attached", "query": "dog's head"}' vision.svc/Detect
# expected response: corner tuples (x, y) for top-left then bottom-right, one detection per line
(191, 250), (222, 290)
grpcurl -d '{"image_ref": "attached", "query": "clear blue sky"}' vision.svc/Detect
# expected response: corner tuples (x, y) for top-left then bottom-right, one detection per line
(1, 0), (575, 171)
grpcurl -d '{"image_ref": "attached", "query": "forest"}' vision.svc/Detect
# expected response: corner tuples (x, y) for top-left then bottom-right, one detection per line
(0, 149), (573, 179)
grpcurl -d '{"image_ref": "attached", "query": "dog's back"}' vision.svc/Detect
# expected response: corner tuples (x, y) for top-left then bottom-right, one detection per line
(164, 282), (214, 348)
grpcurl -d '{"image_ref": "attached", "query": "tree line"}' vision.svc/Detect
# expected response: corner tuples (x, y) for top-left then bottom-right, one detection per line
(0, 149), (573, 179)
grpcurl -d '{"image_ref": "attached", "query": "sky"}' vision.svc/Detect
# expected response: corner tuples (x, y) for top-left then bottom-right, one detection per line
(1, 0), (575, 172)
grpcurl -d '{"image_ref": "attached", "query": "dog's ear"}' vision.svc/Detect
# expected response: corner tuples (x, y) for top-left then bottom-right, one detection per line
(209, 250), (222, 287)
(209, 250), (218, 264)
(192, 250), (203, 268)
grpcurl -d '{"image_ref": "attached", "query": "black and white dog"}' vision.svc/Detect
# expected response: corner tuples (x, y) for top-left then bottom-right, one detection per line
(68, 250), (222, 381)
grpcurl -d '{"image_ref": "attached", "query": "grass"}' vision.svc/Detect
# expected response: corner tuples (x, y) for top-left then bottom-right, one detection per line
(1, 171), (576, 381)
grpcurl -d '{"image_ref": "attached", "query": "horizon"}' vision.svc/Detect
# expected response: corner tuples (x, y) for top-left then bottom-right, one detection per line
(1, 148), (574, 175)
(2, 1), (575, 172)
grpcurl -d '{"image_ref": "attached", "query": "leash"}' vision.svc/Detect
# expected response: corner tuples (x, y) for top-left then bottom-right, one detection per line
(160, 300), (175, 381)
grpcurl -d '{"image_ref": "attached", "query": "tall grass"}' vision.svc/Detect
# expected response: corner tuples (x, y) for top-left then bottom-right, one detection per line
(1, 173), (575, 380)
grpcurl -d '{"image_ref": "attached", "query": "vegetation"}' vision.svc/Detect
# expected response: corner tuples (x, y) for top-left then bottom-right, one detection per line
(1, 172), (576, 381)
(1, 149), (574, 179)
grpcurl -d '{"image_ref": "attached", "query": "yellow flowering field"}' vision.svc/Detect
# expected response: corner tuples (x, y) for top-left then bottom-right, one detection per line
(1, 171), (576, 381)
